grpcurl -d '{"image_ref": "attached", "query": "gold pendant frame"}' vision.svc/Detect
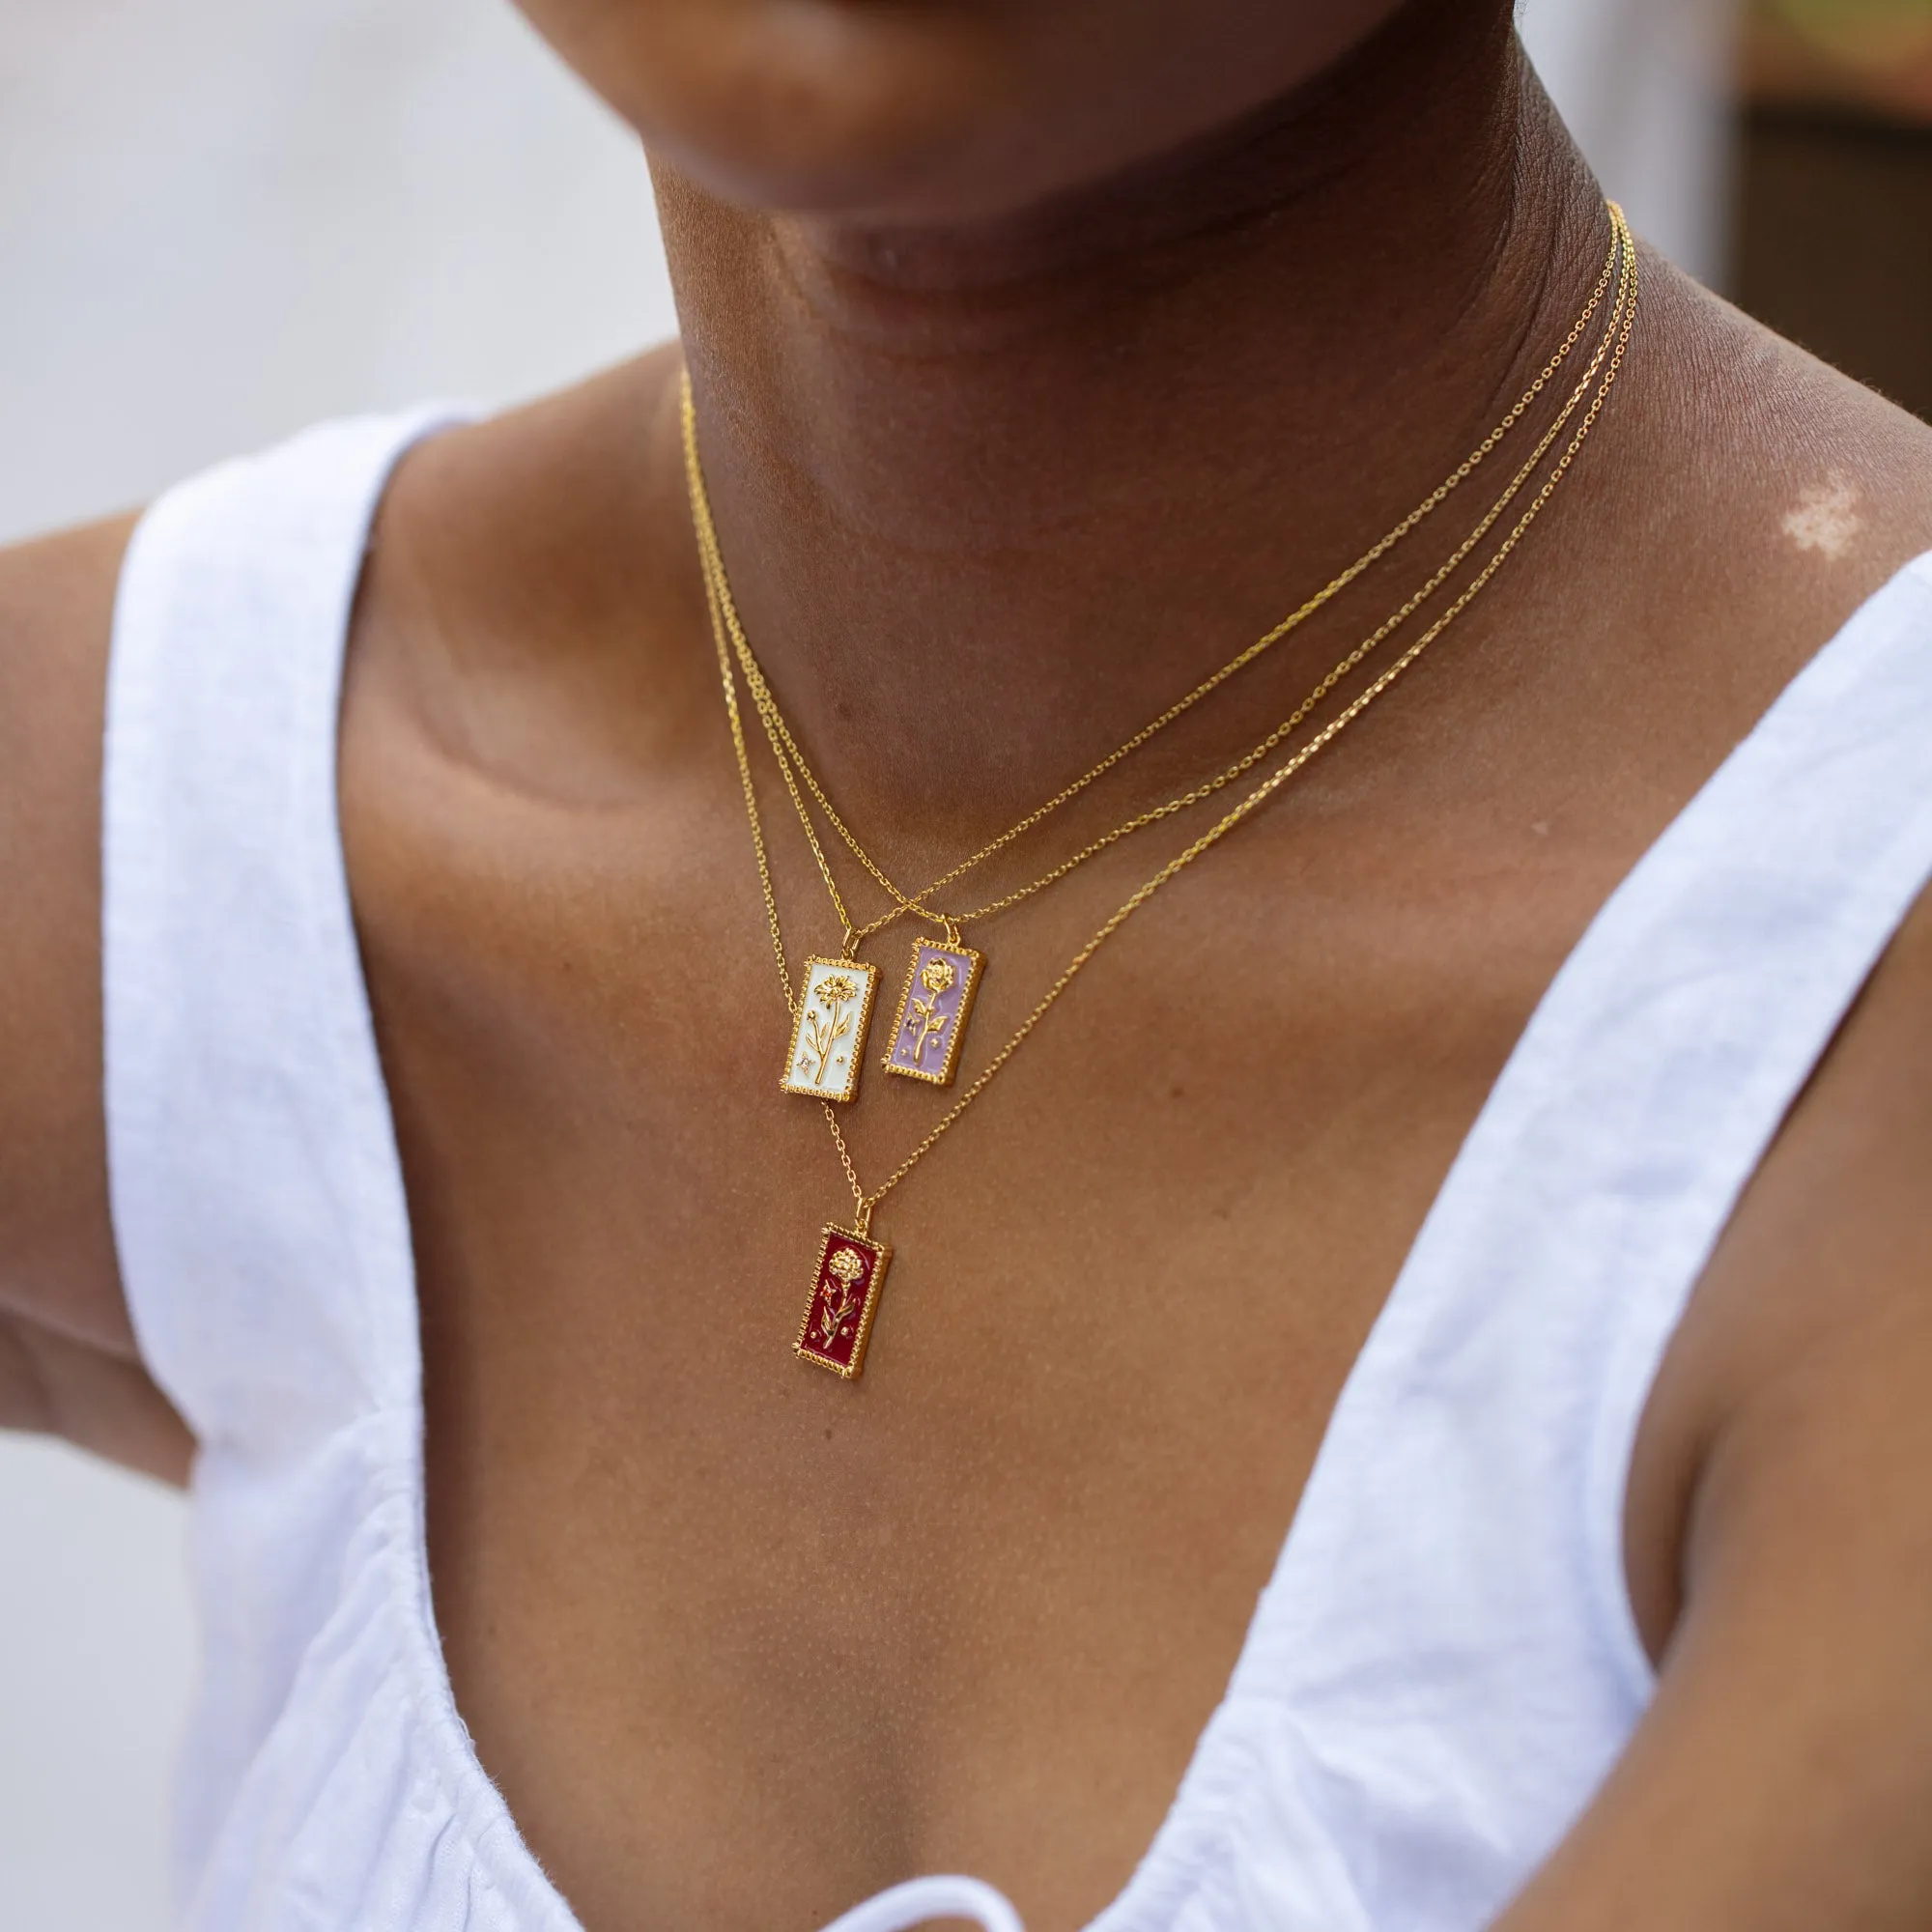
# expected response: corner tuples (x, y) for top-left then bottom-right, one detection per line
(880, 940), (984, 1088)
(795, 1225), (893, 1379)
(781, 957), (881, 1104)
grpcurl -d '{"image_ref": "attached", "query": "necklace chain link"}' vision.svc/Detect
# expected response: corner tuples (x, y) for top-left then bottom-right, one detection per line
(683, 214), (1627, 942)
(688, 205), (1637, 1229)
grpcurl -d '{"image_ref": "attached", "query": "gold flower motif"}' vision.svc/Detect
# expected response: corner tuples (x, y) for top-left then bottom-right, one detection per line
(798, 970), (864, 1086)
(920, 956), (956, 995)
(826, 1246), (867, 1286)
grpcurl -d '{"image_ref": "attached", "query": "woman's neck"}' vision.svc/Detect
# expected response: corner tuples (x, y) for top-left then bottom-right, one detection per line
(658, 2), (1605, 859)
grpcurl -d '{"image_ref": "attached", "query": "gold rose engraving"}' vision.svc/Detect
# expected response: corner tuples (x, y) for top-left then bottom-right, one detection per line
(901, 955), (956, 1067)
(814, 1244), (867, 1348)
(796, 1229), (894, 1378)
(884, 943), (982, 1087)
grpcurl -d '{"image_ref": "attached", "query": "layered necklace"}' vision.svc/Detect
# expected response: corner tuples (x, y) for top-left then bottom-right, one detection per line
(682, 204), (1638, 1378)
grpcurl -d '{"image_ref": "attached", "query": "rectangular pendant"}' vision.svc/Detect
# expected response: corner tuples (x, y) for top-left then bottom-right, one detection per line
(796, 1226), (892, 1378)
(882, 940), (983, 1087)
(781, 957), (880, 1104)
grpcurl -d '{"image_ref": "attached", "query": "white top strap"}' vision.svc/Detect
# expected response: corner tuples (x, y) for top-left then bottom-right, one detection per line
(1087, 552), (1932, 1932)
(1465, 546), (1932, 1693)
(819, 1876), (1028, 1932)
(105, 411), (452, 1444)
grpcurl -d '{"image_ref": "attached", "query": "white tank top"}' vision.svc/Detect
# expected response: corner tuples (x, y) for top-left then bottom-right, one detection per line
(103, 414), (1932, 1932)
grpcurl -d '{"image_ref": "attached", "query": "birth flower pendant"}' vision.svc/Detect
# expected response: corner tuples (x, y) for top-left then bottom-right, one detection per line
(882, 940), (983, 1087)
(781, 958), (880, 1104)
(796, 1225), (893, 1378)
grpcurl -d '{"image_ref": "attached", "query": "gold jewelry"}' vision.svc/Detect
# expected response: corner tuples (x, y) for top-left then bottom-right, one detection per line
(696, 208), (1638, 1376)
(685, 212), (1629, 1091)
(688, 208), (1623, 981)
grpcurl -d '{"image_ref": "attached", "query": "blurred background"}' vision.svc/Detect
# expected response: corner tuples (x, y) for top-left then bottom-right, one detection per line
(1, 0), (1927, 1924)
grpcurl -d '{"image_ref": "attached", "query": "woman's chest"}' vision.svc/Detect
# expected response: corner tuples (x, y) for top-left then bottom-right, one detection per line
(351, 764), (1604, 1932)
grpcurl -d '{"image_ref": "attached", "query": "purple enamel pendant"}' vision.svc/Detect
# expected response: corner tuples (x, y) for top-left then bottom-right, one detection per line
(882, 939), (983, 1087)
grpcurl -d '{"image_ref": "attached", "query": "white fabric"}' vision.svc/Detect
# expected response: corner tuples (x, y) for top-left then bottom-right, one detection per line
(103, 415), (1932, 1932)
(821, 1878), (1028, 1932)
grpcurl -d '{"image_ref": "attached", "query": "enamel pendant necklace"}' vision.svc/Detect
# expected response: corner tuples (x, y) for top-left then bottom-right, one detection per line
(688, 206), (1628, 1108)
(776, 937), (984, 1104)
(682, 204), (1637, 1377)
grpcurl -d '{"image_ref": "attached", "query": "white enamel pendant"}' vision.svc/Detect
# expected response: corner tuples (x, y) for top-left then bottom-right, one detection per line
(781, 957), (880, 1104)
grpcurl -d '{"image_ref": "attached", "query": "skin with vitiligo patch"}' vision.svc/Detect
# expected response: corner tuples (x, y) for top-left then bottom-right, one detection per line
(1782, 473), (1865, 560)
(5, 3), (1932, 1929)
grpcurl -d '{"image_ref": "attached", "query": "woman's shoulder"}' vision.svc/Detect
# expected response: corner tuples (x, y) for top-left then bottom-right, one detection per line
(343, 345), (703, 810)
(1649, 264), (1932, 615)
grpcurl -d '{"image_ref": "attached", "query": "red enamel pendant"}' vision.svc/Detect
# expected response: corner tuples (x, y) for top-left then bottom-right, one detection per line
(796, 1226), (893, 1378)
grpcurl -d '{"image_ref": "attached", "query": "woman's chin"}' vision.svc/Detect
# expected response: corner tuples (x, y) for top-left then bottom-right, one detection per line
(515, 0), (1004, 217)
(513, 0), (1418, 225)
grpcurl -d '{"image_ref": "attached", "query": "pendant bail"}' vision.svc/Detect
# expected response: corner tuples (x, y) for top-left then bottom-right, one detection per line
(839, 923), (861, 960)
(854, 1199), (874, 1240)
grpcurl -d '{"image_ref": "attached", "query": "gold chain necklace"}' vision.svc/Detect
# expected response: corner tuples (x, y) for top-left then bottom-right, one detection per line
(681, 209), (1629, 1104)
(697, 207), (1636, 1376)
